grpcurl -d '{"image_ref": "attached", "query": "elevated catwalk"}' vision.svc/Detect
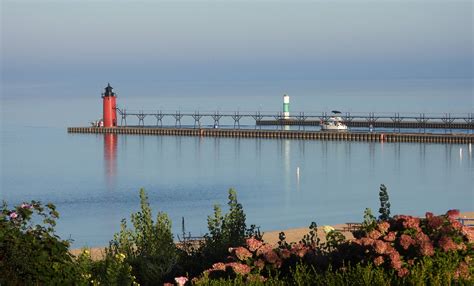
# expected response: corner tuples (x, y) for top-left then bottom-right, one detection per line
(257, 119), (472, 130)
(115, 109), (473, 130)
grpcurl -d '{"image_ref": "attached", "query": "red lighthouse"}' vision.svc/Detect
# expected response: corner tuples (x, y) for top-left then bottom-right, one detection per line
(102, 83), (117, 127)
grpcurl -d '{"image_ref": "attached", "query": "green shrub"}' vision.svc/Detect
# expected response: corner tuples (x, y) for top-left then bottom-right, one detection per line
(0, 201), (81, 285)
(202, 189), (260, 263)
(108, 188), (178, 285)
(172, 189), (261, 281)
(75, 248), (138, 285)
(378, 184), (391, 221)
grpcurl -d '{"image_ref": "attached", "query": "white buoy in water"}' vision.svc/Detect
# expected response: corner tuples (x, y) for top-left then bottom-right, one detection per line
(460, 148), (463, 159)
(469, 143), (472, 155)
(296, 167), (300, 178)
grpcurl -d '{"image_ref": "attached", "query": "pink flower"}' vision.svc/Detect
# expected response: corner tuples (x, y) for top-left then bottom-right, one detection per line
(384, 232), (396, 242)
(290, 243), (309, 258)
(419, 241), (435, 256)
(263, 249), (281, 265)
(454, 262), (470, 280)
(461, 226), (474, 242)
(401, 216), (421, 232)
(227, 262), (251, 275)
(377, 221), (390, 234)
(234, 247), (252, 261)
(399, 234), (415, 250)
(425, 212), (434, 219)
(359, 237), (375, 246)
(456, 242), (467, 251)
(174, 277), (188, 286)
(254, 259), (266, 270)
(385, 244), (396, 255)
(389, 251), (402, 270)
(450, 219), (463, 231)
(446, 209), (460, 219)
(20, 203), (32, 209)
(397, 268), (409, 278)
(368, 230), (382, 240)
(9, 212), (18, 219)
(438, 236), (457, 252)
(256, 244), (274, 257)
(279, 248), (291, 259)
(212, 262), (226, 271)
(374, 256), (384, 266)
(246, 237), (263, 252)
(374, 240), (388, 255)
(415, 232), (430, 244)
(427, 216), (444, 229)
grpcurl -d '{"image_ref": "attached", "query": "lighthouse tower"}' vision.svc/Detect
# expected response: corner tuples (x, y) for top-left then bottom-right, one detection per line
(283, 94), (290, 119)
(102, 83), (117, 127)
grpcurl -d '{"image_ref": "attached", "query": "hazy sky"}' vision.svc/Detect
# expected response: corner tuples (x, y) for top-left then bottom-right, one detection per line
(2, 0), (473, 83)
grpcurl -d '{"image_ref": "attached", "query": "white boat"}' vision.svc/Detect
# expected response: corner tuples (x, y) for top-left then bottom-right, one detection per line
(320, 114), (348, 131)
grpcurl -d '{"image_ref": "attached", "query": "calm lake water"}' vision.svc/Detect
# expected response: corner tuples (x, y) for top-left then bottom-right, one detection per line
(1, 78), (473, 247)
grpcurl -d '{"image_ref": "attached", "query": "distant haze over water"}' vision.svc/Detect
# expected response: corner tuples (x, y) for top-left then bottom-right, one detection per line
(2, 78), (473, 129)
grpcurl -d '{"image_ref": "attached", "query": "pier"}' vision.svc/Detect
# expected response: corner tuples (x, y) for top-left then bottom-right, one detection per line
(67, 127), (474, 144)
(75, 84), (473, 144)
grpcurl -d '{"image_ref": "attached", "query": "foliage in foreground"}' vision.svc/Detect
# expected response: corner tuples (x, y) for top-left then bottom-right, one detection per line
(172, 188), (261, 280)
(192, 209), (473, 285)
(194, 261), (474, 286)
(190, 186), (473, 285)
(201, 189), (261, 264)
(1, 185), (473, 285)
(0, 201), (82, 285)
(108, 188), (177, 285)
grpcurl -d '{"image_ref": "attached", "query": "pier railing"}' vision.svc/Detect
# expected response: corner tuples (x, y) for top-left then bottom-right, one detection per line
(115, 108), (474, 131)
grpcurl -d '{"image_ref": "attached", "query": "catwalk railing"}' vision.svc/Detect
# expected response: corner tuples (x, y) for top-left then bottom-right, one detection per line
(115, 108), (474, 131)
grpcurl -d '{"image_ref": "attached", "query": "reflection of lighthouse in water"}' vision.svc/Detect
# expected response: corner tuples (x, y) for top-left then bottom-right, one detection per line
(104, 133), (117, 188)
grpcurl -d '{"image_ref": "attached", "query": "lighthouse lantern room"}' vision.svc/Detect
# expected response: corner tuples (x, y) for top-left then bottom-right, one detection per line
(102, 83), (117, 127)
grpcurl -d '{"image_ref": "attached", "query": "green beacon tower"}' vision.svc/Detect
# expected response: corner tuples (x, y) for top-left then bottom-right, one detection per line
(283, 94), (290, 119)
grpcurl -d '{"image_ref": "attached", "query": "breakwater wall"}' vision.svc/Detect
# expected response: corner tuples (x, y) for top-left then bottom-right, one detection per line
(68, 127), (474, 144)
(257, 120), (473, 130)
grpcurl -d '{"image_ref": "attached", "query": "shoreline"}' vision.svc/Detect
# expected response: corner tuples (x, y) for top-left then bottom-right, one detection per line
(70, 211), (474, 260)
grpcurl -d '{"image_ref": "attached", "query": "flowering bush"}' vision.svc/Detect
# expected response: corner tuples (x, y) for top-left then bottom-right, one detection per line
(0, 201), (81, 284)
(193, 210), (473, 284)
(194, 237), (275, 283)
(194, 222), (347, 283)
(349, 210), (473, 281)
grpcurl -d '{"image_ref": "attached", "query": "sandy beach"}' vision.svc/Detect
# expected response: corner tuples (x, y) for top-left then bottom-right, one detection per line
(71, 211), (474, 261)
